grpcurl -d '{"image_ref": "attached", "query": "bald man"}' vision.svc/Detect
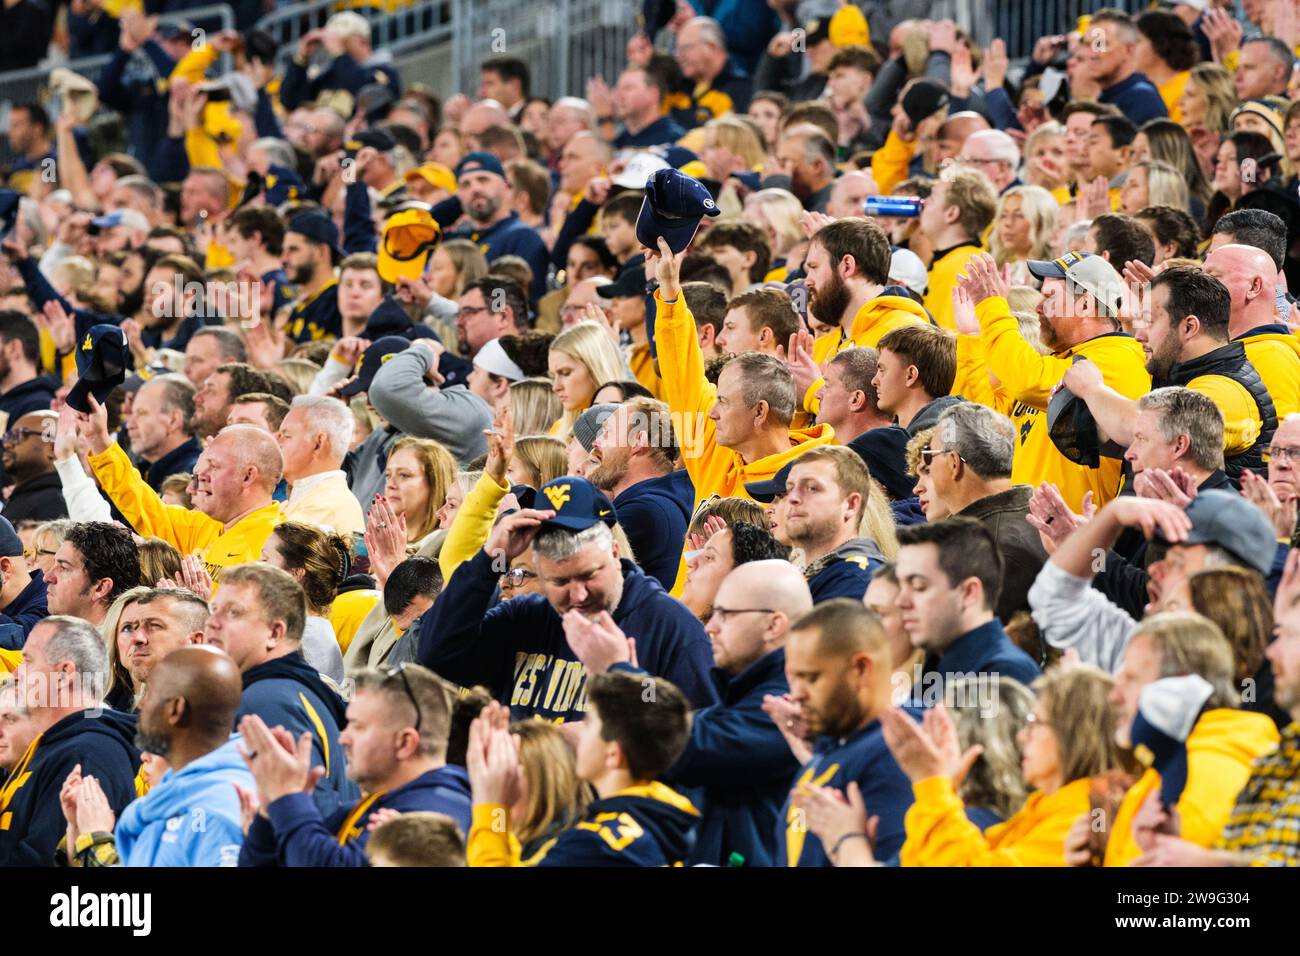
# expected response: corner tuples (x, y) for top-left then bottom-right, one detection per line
(655, 560), (813, 867)
(778, 598), (918, 867)
(460, 100), (510, 151)
(79, 404), (284, 582)
(63, 646), (254, 867)
(935, 112), (992, 166)
(826, 170), (879, 219)
(1205, 244), (1300, 420)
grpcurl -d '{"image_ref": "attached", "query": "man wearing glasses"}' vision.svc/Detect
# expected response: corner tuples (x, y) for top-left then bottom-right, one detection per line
(957, 130), (1022, 195)
(661, 560), (812, 867)
(1, 411), (67, 525)
(236, 661), (471, 867)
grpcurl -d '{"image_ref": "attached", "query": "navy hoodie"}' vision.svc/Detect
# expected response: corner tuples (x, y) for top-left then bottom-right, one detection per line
(776, 710), (920, 867)
(418, 551), (717, 721)
(915, 619), (1041, 700)
(362, 297), (471, 390)
(532, 782), (701, 866)
(659, 649), (798, 868)
(238, 764), (472, 867)
(0, 708), (140, 867)
(0, 569), (47, 648)
(0, 376), (58, 423)
(612, 470), (693, 591)
(237, 652), (359, 818)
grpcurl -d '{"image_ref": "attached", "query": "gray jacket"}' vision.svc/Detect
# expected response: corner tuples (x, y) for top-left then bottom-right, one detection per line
(1028, 560), (1137, 674)
(348, 425), (401, 515)
(368, 348), (492, 464)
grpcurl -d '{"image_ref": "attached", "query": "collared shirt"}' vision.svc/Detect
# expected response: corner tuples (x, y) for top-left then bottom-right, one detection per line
(287, 469), (349, 506)
(1217, 722), (1300, 865)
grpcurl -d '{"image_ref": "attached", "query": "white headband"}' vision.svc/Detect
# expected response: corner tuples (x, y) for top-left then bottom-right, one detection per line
(474, 338), (526, 382)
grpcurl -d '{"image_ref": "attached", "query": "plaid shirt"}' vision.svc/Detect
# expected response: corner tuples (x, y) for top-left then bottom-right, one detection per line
(1217, 722), (1300, 866)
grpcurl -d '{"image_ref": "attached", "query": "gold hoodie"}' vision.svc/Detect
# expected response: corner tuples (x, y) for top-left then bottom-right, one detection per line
(1238, 327), (1300, 420)
(1104, 708), (1280, 867)
(804, 294), (929, 414)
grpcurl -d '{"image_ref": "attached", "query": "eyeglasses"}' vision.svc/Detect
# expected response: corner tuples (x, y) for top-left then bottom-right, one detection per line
(2, 428), (44, 445)
(457, 305), (491, 320)
(920, 447), (965, 467)
(1267, 445), (1300, 463)
(23, 548), (56, 560)
(709, 606), (775, 623)
(386, 662), (422, 734)
(501, 567), (538, 589)
(956, 156), (1007, 168)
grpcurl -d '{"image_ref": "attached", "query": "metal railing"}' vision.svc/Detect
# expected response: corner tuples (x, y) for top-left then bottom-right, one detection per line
(450, 0), (638, 101)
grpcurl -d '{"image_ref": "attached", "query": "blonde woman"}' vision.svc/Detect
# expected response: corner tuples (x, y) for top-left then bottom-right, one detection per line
(547, 321), (626, 437)
(988, 185), (1058, 284)
(700, 115), (767, 184)
(382, 436), (458, 546)
(742, 188), (807, 280)
(509, 377), (563, 436)
(1119, 159), (1190, 216)
(1022, 122), (1069, 193)
(1179, 63), (1238, 179)
(507, 436), (566, 488)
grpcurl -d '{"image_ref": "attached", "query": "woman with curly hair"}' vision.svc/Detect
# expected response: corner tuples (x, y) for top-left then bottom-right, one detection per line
(260, 521), (351, 683)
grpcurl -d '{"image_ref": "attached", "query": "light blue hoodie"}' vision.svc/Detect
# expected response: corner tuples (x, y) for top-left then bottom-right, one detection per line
(115, 738), (253, 867)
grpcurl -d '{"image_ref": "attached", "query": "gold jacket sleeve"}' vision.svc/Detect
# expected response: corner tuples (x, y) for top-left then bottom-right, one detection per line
(87, 442), (223, 557)
(438, 472), (510, 583)
(467, 803), (524, 867)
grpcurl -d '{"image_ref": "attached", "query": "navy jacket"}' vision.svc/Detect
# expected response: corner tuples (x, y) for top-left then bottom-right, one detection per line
(279, 53), (402, 112)
(0, 376), (58, 423)
(3, 471), (68, 525)
(0, 708), (140, 867)
(614, 116), (687, 149)
(0, 569), (47, 647)
(661, 648), (798, 868)
(1099, 72), (1168, 125)
(140, 435), (202, 492)
(418, 550), (717, 721)
(447, 213), (550, 303)
(805, 539), (882, 604)
(238, 765), (472, 867)
(612, 470), (692, 591)
(533, 782), (701, 866)
(237, 652), (359, 818)
(286, 283), (342, 344)
(924, 619), (1041, 694)
(776, 710), (920, 867)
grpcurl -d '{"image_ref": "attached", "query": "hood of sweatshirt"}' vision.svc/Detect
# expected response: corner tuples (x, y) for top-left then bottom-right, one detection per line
(242, 651), (349, 728)
(1238, 324), (1300, 357)
(591, 782), (700, 864)
(363, 296), (436, 341)
(120, 737), (251, 829)
(907, 395), (967, 437)
(803, 537), (886, 583)
(851, 294), (931, 338)
(730, 423), (838, 489)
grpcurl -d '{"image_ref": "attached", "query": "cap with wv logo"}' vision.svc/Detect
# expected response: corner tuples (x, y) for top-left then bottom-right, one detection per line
(636, 168), (721, 255)
(67, 324), (128, 414)
(338, 335), (410, 397)
(536, 476), (618, 531)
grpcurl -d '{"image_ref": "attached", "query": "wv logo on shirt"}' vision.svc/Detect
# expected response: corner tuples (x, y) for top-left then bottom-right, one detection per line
(786, 763), (840, 866)
(512, 652), (589, 718)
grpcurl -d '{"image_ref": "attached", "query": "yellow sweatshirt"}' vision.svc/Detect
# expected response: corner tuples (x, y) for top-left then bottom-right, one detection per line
(871, 130), (918, 196)
(438, 471), (510, 583)
(87, 441), (283, 582)
(329, 589), (382, 657)
(976, 296), (1151, 511)
(1157, 72), (1189, 125)
(953, 334), (1040, 444)
(925, 244), (984, 331)
(1104, 708), (1280, 867)
(654, 290), (837, 508)
(901, 774), (1093, 866)
(629, 343), (664, 401)
(804, 294), (929, 413)
(1239, 328), (1300, 421)
(1184, 373), (1264, 457)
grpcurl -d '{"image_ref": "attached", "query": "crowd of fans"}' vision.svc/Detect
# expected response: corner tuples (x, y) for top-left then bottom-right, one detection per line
(0, 0), (1297, 869)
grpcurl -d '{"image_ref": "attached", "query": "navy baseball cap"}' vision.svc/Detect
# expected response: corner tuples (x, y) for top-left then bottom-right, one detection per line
(1130, 674), (1214, 808)
(67, 324), (128, 414)
(0, 189), (20, 240)
(338, 336), (410, 397)
(636, 168), (721, 255)
(596, 261), (647, 299)
(536, 476), (618, 531)
(287, 210), (342, 262)
(745, 461), (795, 503)
(347, 127), (397, 154)
(0, 514), (22, 557)
(263, 164), (304, 206)
(1154, 489), (1278, 576)
(455, 151), (506, 181)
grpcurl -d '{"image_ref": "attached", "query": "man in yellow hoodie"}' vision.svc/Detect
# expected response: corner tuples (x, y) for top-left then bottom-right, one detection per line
(76, 399), (283, 583)
(792, 218), (928, 417)
(920, 167), (997, 331)
(1204, 243), (1300, 421)
(962, 252), (1150, 511)
(650, 237), (835, 510)
(1076, 617), (1281, 867)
